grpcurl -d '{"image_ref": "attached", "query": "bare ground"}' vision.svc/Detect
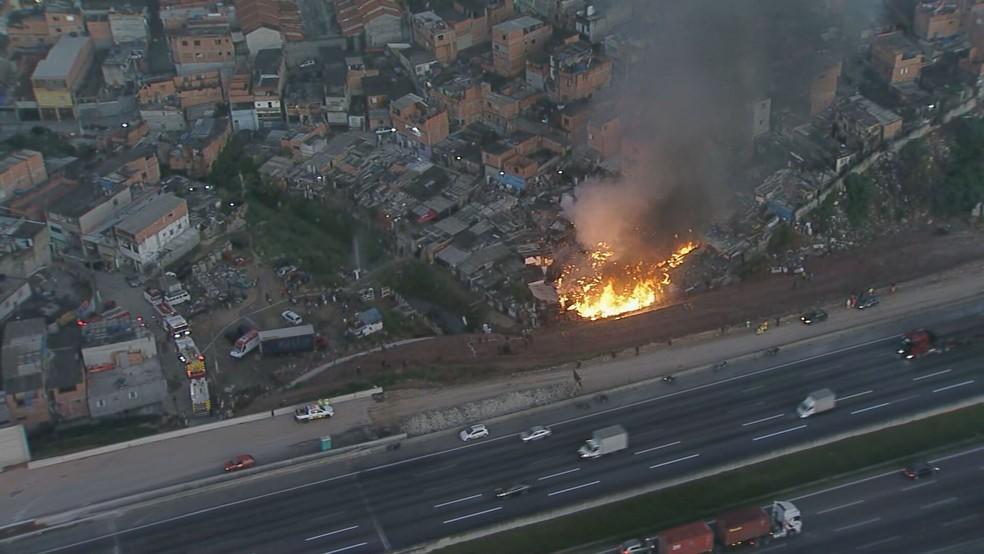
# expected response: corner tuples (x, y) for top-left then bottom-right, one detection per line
(252, 226), (984, 410)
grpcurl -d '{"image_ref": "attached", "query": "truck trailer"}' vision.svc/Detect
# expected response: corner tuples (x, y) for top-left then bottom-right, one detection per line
(714, 501), (801, 547)
(656, 521), (713, 554)
(578, 425), (628, 459)
(797, 388), (835, 418)
(258, 324), (316, 354)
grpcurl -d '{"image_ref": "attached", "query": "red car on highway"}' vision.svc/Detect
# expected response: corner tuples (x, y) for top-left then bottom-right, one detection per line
(224, 454), (256, 472)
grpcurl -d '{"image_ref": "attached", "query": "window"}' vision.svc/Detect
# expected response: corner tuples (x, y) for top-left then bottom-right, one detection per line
(96, 399), (107, 408)
(193, 40), (201, 46)
(58, 385), (77, 393)
(128, 390), (139, 400)
(214, 39), (221, 45)
(55, 28), (62, 33)
(182, 40), (188, 46)
(52, 16), (60, 21)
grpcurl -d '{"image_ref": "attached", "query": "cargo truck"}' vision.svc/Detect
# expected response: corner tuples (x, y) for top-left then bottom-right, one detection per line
(898, 328), (984, 359)
(714, 501), (802, 547)
(258, 324), (316, 354)
(796, 388), (835, 418)
(578, 425), (628, 459)
(656, 521), (713, 554)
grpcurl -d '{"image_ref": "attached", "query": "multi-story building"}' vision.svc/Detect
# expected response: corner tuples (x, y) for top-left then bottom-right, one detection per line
(82, 319), (166, 419)
(0, 218), (52, 281)
(228, 70), (258, 131)
(833, 95), (903, 155)
(32, 35), (96, 121)
(871, 31), (923, 84)
(0, 150), (47, 202)
(492, 16), (552, 77)
(46, 179), (134, 259)
(809, 58), (842, 116)
(526, 38), (611, 103)
(109, 6), (150, 44)
(169, 21), (236, 75)
(2, 319), (52, 432)
(113, 193), (190, 270)
(236, 0), (303, 42)
(429, 74), (485, 128)
(6, 8), (52, 51)
(390, 93), (450, 156)
(914, 1), (961, 40)
(167, 116), (232, 177)
(412, 11), (458, 63)
(334, 0), (405, 50)
(253, 48), (286, 128)
(101, 41), (148, 89)
(45, 1), (86, 41)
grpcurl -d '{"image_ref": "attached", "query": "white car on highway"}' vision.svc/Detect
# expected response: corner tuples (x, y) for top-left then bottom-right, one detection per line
(459, 424), (489, 442)
(519, 425), (552, 442)
(294, 400), (334, 422)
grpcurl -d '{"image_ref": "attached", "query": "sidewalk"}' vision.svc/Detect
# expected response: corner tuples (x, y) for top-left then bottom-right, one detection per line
(1, 260), (981, 526)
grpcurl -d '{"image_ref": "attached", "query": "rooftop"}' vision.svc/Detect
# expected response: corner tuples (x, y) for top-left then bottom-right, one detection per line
(1, 318), (47, 394)
(33, 36), (93, 81)
(0, 150), (42, 174)
(255, 48), (283, 76)
(494, 15), (545, 34)
(47, 179), (128, 219)
(115, 193), (185, 236)
(81, 317), (152, 348)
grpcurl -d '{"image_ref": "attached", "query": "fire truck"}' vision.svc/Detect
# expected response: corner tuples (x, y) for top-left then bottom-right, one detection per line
(162, 314), (191, 339)
(190, 377), (211, 416)
(176, 336), (206, 378)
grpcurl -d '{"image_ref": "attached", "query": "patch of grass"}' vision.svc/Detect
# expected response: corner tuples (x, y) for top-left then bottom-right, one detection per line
(382, 260), (486, 331)
(29, 416), (164, 459)
(437, 404), (984, 554)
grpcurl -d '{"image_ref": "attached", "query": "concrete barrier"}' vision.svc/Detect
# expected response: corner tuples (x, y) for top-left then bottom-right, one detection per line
(27, 387), (383, 469)
(395, 395), (984, 553)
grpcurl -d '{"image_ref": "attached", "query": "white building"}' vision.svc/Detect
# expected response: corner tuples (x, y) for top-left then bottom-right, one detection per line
(113, 193), (192, 270)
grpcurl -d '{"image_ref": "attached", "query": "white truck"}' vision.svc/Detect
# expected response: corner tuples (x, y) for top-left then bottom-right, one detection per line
(578, 425), (628, 459)
(294, 399), (334, 422)
(797, 388), (836, 418)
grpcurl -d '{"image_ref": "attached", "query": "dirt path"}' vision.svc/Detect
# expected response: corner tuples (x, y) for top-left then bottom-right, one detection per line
(256, 226), (984, 408)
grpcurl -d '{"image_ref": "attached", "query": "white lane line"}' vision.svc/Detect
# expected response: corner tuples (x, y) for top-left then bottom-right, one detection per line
(903, 481), (935, 491)
(943, 515), (978, 527)
(752, 424), (807, 441)
(850, 402), (892, 415)
(537, 468), (580, 481)
(441, 507), (502, 525)
(834, 517), (881, 532)
(921, 497), (958, 510)
(741, 385), (763, 393)
(634, 441), (681, 455)
(547, 480), (601, 497)
(322, 542), (369, 554)
(932, 443), (984, 463)
(838, 390), (873, 401)
(856, 536), (900, 550)
(816, 499), (864, 515)
(305, 525), (359, 541)
(432, 494), (482, 509)
(913, 369), (952, 381)
(933, 380), (975, 393)
(649, 453), (701, 470)
(742, 413), (785, 427)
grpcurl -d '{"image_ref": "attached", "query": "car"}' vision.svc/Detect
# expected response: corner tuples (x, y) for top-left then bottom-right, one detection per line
(276, 265), (297, 278)
(459, 424), (489, 442)
(618, 539), (654, 554)
(903, 461), (940, 480)
(126, 274), (144, 288)
(856, 293), (879, 310)
(799, 309), (828, 325)
(294, 400), (334, 422)
(299, 59), (316, 68)
(494, 483), (531, 498)
(519, 425), (552, 442)
(224, 454), (256, 472)
(281, 310), (303, 325)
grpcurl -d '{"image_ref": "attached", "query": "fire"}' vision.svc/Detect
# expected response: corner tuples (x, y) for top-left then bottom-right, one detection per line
(557, 242), (699, 320)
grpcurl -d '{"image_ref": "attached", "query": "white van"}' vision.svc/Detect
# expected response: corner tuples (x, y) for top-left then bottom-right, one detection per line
(165, 289), (191, 305)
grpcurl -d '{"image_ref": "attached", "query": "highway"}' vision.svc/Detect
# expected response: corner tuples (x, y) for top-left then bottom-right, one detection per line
(6, 311), (984, 554)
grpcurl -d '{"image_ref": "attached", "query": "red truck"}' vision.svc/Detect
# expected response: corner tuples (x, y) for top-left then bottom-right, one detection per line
(656, 521), (713, 554)
(714, 501), (801, 547)
(898, 328), (984, 359)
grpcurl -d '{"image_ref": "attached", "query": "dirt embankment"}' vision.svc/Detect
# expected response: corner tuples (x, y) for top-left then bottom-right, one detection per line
(255, 227), (984, 409)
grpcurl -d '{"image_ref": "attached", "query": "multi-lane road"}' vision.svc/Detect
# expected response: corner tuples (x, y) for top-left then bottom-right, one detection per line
(7, 312), (984, 554)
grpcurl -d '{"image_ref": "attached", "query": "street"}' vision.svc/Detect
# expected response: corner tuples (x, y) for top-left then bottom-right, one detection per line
(5, 306), (984, 553)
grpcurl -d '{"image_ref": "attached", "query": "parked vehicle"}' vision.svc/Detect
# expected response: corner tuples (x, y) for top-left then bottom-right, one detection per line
(162, 314), (191, 339)
(258, 325), (315, 354)
(520, 425), (552, 442)
(224, 454), (255, 472)
(714, 501), (801, 547)
(797, 388), (835, 418)
(176, 336), (206, 379)
(618, 539), (653, 554)
(578, 425), (628, 459)
(294, 399), (334, 422)
(799, 308), (827, 325)
(281, 310), (303, 325)
(190, 377), (211, 416)
(903, 461), (940, 480)
(494, 483), (531, 498)
(656, 521), (713, 554)
(459, 424), (490, 441)
(230, 329), (260, 358)
(855, 292), (879, 309)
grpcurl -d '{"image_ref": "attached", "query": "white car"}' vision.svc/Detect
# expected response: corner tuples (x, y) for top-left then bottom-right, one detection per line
(520, 425), (552, 442)
(294, 401), (334, 422)
(459, 424), (489, 442)
(281, 310), (303, 325)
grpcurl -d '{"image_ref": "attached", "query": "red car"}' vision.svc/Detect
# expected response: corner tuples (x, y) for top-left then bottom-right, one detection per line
(224, 454), (256, 472)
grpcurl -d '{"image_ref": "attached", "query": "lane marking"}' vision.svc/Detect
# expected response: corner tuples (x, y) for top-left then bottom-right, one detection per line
(741, 385), (763, 393)
(634, 441), (681, 455)
(537, 468), (580, 481)
(649, 453), (701, 470)
(913, 369), (952, 381)
(850, 402), (892, 415)
(432, 494), (482, 509)
(816, 499), (864, 515)
(943, 515), (978, 527)
(857, 536), (900, 550)
(838, 390), (873, 401)
(441, 507), (502, 525)
(834, 517), (881, 532)
(921, 497), (958, 509)
(903, 481), (935, 491)
(547, 480), (601, 497)
(933, 380), (975, 393)
(742, 413), (785, 427)
(752, 424), (807, 441)
(322, 542), (368, 554)
(305, 525), (359, 542)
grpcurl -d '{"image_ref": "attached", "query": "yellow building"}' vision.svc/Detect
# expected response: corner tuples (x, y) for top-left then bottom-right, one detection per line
(31, 35), (95, 121)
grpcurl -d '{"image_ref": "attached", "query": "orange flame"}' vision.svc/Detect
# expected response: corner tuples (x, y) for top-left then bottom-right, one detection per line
(557, 242), (698, 320)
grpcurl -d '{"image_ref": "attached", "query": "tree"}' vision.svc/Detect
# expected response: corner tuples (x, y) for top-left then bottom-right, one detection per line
(898, 139), (936, 200)
(932, 118), (984, 216)
(767, 222), (796, 254)
(843, 174), (873, 226)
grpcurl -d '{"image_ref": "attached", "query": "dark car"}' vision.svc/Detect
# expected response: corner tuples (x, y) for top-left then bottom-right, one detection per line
(902, 461), (939, 480)
(856, 294), (879, 310)
(800, 309), (828, 325)
(494, 483), (532, 498)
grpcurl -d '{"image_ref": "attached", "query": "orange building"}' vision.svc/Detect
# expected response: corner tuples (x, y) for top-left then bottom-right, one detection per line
(390, 93), (450, 148)
(0, 150), (47, 201)
(429, 75), (485, 128)
(492, 16), (552, 77)
(6, 10), (52, 51)
(871, 31), (923, 84)
(236, 0), (304, 42)
(169, 22), (235, 71)
(412, 11), (458, 63)
(914, 1), (961, 40)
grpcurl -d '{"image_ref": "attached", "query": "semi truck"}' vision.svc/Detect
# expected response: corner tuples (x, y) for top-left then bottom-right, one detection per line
(898, 328), (984, 359)
(578, 425), (628, 459)
(797, 388), (835, 418)
(715, 501), (802, 547)
(258, 324), (316, 355)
